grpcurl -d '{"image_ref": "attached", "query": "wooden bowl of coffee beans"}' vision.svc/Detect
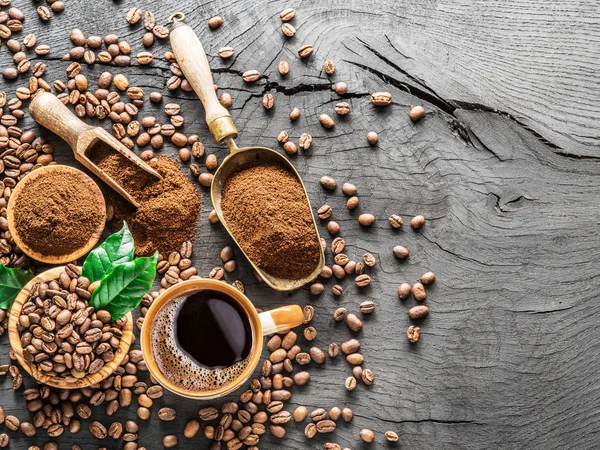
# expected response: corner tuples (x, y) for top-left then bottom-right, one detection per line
(7, 264), (134, 389)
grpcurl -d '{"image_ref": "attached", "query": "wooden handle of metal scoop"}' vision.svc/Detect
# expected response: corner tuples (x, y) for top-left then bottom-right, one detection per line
(29, 92), (93, 150)
(170, 21), (238, 144)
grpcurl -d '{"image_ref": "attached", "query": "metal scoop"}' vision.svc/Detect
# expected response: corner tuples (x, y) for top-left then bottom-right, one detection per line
(29, 92), (162, 208)
(170, 15), (324, 291)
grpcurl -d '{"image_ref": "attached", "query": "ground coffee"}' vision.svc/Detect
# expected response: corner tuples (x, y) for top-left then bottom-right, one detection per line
(220, 162), (320, 280)
(90, 145), (201, 256)
(13, 167), (104, 256)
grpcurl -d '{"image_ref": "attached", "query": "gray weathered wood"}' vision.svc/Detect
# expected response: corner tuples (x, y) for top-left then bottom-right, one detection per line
(1, 0), (599, 449)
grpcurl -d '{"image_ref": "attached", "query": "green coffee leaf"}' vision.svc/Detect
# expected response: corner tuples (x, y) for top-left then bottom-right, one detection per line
(0, 264), (34, 310)
(90, 252), (158, 320)
(82, 222), (134, 282)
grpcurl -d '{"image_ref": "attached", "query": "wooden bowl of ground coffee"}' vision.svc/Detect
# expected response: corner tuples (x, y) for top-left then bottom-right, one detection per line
(8, 265), (134, 389)
(6, 165), (106, 264)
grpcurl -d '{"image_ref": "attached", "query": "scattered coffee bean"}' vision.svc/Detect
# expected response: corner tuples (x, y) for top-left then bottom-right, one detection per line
(398, 283), (412, 300)
(208, 16), (223, 29)
(367, 131), (379, 145)
(341, 183), (357, 196)
(297, 44), (314, 59)
(362, 368), (375, 385)
(319, 114), (335, 129)
(411, 215), (425, 229)
(280, 8), (296, 21)
(320, 176), (337, 190)
(393, 245), (409, 260)
(332, 285), (343, 296)
(344, 376), (357, 391)
(335, 81), (348, 95)
(407, 325), (421, 343)
(389, 214), (403, 228)
(281, 23), (296, 37)
(278, 61), (290, 75)
(360, 428), (376, 443)
(360, 300), (376, 313)
(328, 221), (340, 235)
(346, 313), (363, 332)
(163, 435), (178, 448)
(358, 214), (375, 226)
(328, 343), (340, 358)
(371, 92), (392, 106)
(334, 102), (350, 115)
(412, 282), (427, 302)
(421, 271), (436, 285)
(333, 308), (347, 321)
(385, 430), (399, 442)
(158, 407), (176, 421)
(408, 305), (430, 320)
(347, 196), (359, 209)
(355, 274), (371, 287)
(409, 105), (426, 121)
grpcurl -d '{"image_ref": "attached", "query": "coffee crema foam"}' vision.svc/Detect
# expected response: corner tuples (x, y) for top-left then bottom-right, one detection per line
(151, 297), (251, 392)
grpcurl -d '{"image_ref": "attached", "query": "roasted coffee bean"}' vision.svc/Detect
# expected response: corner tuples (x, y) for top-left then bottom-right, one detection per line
(371, 92), (392, 106)
(4, 415), (19, 431)
(158, 407), (177, 422)
(389, 214), (403, 228)
(302, 305), (314, 324)
(421, 271), (436, 285)
(324, 59), (336, 75)
(360, 300), (376, 314)
(355, 274), (371, 287)
(293, 371), (310, 386)
(199, 406), (219, 421)
(334, 102), (350, 115)
(126, 7), (142, 24)
(408, 305), (429, 320)
(398, 283), (412, 299)
(281, 23), (296, 37)
(358, 214), (375, 226)
(412, 282), (427, 302)
(385, 430), (400, 442)
(411, 214), (425, 229)
(362, 368), (375, 385)
(346, 353), (364, 365)
(278, 61), (290, 75)
(310, 283), (324, 295)
(297, 44), (314, 58)
(333, 308), (347, 321)
(362, 131), (379, 147)
(409, 105), (426, 121)
(283, 141), (297, 155)
(89, 421), (107, 439)
(184, 419), (200, 438)
(0, 433), (7, 447)
(360, 428), (376, 442)
(316, 419), (336, 433)
(242, 70), (260, 83)
(320, 175), (336, 190)
(304, 422), (317, 438)
(407, 325), (421, 343)
(163, 435), (178, 448)
(319, 114), (335, 129)
(289, 107), (300, 121)
(262, 93), (275, 110)
(346, 313), (363, 332)
(208, 16), (223, 29)
(393, 245), (410, 260)
(309, 347), (326, 364)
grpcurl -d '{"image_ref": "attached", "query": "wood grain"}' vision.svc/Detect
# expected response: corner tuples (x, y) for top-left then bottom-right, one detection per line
(0, 0), (598, 449)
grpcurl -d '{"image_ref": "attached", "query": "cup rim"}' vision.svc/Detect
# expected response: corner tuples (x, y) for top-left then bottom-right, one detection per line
(140, 278), (262, 400)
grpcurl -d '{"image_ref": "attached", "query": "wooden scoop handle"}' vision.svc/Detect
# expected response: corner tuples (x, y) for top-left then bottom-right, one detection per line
(29, 92), (93, 150)
(170, 21), (238, 144)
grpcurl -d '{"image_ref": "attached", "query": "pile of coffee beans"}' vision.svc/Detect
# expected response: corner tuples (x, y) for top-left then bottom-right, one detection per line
(17, 264), (127, 380)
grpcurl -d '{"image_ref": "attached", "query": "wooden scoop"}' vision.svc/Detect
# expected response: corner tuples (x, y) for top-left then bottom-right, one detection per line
(29, 92), (162, 208)
(170, 15), (325, 291)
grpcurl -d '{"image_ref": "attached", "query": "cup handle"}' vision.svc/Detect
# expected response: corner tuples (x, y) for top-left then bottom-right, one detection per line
(259, 305), (304, 335)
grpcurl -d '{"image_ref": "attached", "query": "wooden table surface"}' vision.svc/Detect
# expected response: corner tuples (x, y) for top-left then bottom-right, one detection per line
(1, 1), (599, 449)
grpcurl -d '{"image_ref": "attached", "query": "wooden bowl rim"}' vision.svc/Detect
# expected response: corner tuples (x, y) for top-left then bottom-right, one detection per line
(6, 165), (106, 265)
(8, 266), (134, 390)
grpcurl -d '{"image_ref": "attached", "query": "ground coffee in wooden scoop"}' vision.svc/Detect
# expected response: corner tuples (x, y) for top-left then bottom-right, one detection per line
(220, 162), (320, 280)
(13, 167), (104, 257)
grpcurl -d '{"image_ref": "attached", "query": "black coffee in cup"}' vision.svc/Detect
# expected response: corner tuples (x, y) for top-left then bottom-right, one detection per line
(150, 289), (253, 392)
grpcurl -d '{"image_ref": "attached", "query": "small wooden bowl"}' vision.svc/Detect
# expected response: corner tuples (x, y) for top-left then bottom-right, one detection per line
(8, 266), (134, 390)
(6, 165), (106, 265)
